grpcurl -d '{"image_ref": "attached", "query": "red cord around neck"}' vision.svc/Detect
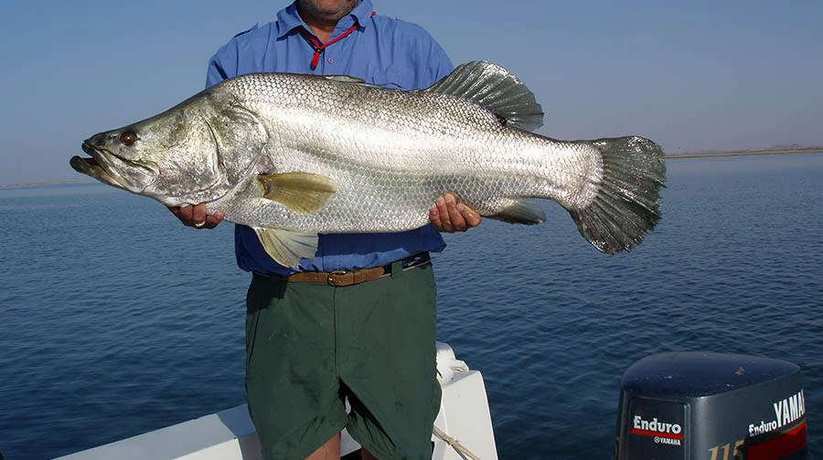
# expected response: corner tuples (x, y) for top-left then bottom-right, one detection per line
(300, 23), (359, 70)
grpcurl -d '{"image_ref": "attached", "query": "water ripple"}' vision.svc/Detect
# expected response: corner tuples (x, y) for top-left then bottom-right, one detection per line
(1, 155), (821, 459)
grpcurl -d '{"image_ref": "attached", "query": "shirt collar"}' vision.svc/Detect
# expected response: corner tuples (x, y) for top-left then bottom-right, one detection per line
(276, 0), (374, 40)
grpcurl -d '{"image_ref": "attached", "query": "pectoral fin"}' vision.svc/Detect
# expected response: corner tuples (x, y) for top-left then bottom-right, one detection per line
(257, 172), (337, 213)
(254, 227), (318, 268)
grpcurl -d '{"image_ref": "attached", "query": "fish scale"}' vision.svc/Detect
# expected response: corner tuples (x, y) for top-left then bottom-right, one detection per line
(71, 60), (666, 268)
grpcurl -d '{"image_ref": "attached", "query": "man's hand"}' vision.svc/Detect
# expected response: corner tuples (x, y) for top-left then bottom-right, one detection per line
(429, 193), (482, 233)
(168, 204), (224, 229)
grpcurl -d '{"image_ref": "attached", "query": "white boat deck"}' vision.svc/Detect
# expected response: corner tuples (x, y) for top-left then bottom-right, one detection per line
(59, 342), (497, 460)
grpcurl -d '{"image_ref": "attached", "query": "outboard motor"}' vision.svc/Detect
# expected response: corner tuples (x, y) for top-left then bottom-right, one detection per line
(615, 352), (807, 459)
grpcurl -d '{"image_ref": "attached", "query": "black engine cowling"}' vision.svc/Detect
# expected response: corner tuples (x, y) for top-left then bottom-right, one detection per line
(615, 352), (807, 459)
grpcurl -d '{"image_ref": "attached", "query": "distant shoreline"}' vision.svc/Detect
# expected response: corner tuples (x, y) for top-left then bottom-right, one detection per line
(2, 148), (821, 189)
(666, 147), (823, 160)
(0, 179), (97, 191)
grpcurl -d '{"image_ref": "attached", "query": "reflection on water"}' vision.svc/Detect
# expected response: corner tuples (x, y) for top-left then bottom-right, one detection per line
(1, 154), (821, 459)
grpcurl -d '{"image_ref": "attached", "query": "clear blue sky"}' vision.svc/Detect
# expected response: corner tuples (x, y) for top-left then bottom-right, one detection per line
(1, 1), (821, 184)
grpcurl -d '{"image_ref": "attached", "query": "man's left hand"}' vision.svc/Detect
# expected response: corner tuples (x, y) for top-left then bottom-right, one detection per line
(429, 193), (482, 233)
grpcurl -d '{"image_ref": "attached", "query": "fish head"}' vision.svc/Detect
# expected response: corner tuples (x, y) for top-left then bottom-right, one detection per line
(71, 90), (268, 206)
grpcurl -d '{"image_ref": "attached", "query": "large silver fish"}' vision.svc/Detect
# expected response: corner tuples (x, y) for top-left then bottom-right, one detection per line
(71, 61), (665, 267)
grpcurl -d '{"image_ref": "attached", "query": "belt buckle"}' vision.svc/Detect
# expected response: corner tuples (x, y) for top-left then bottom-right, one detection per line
(327, 270), (349, 287)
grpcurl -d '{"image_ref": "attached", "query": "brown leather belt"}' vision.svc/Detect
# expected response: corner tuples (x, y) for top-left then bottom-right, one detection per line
(287, 253), (431, 287)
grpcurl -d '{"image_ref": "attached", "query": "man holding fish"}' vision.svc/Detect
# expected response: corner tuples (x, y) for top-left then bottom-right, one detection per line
(71, 1), (663, 459)
(175, 1), (479, 459)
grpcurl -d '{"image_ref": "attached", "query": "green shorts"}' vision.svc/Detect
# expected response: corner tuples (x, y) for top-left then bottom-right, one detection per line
(244, 259), (441, 460)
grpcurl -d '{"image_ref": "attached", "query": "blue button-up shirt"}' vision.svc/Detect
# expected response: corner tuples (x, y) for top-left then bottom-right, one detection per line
(206, 0), (453, 276)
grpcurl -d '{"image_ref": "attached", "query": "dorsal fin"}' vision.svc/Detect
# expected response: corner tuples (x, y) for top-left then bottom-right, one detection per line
(426, 61), (545, 131)
(322, 75), (366, 84)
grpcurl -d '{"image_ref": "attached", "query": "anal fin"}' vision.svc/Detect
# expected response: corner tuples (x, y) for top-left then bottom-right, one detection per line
(490, 200), (546, 225)
(254, 228), (318, 268)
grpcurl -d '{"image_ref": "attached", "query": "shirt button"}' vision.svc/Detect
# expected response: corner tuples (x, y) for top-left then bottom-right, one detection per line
(327, 57), (335, 64)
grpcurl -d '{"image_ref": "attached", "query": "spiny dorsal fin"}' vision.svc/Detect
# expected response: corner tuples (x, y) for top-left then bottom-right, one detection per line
(254, 228), (318, 268)
(426, 61), (545, 131)
(490, 199), (546, 225)
(322, 75), (366, 84)
(257, 171), (336, 213)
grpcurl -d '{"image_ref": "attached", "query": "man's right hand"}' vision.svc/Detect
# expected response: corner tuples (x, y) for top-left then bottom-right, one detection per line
(168, 204), (224, 229)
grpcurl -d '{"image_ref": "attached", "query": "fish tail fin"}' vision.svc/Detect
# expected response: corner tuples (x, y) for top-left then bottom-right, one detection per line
(568, 136), (666, 254)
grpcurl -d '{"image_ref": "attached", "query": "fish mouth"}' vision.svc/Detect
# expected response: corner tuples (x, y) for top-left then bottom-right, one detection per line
(70, 142), (156, 191)
(70, 142), (126, 188)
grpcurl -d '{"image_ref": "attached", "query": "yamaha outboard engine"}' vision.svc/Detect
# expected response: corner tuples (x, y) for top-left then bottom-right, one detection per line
(616, 352), (807, 459)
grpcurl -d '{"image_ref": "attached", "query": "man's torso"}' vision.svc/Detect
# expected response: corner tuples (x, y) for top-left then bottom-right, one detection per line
(207, 0), (453, 276)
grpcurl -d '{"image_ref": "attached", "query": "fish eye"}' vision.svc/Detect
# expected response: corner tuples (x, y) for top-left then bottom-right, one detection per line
(119, 130), (138, 146)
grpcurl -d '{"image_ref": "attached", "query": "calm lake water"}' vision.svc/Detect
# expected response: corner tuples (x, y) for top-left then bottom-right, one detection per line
(1, 154), (821, 459)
